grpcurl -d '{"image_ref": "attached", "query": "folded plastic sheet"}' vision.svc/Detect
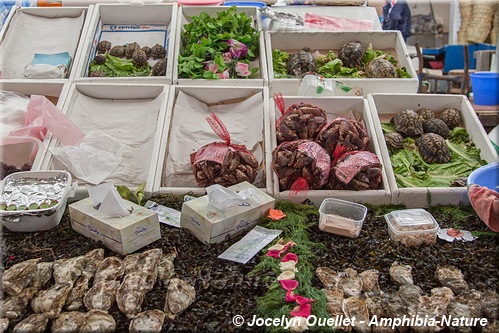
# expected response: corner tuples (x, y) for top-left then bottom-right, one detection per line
(304, 13), (374, 31)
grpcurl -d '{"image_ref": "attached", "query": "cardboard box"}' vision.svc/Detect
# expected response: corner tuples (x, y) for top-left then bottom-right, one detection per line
(266, 31), (418, 96)
(270, 96), (392, 207)
(69, 197), (161, 255)
(157, 85), (272, 196)
(180, 182), (275, 244)
(73, 3), (177, 84)
(367, 93), (499, 207)
(174, 6), (267, 86)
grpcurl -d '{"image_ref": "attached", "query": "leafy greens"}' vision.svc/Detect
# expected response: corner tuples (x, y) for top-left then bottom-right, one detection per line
(88, 53), (151, 77)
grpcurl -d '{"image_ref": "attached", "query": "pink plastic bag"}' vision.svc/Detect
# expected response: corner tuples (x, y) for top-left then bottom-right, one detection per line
(304, 13), (374, 31)
(9, 95), (85, 146)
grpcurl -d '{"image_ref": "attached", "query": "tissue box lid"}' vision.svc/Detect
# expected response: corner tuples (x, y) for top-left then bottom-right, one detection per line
(182, 182), (274, 223)
(69, 197), (158, 229)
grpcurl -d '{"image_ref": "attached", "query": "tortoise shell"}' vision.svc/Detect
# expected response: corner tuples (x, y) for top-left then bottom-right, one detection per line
(88, 70), (106, 77)
(286, 48), (317, 76)
(338, 41), (365, 69)
(132, 49), (148, 66)
(384, 132), (404, 151)
(394, 109), (424, 137)
(365, 58), (397, 78)
(93, 54), (106, 65)
(141, 46), (152, 58)
(450, 177), (468, 187)
(416, 133), (451, 164)
(109, 45), (126, 58)
(152, 59), (167, 76)
(416, 108), (435, 121)
(125, 42), (140, 59)
(423, 118), (450, 138)
(97, 40), (111, 54)
(150, 44), (166, 59)
(440, 108), (462, 129)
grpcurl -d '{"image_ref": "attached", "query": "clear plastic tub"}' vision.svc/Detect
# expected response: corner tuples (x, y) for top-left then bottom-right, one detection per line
(0, 170), (74, 232)
(385, 208), (440, 246)
(319, 198), (367, 238)
(0, 136), (43, 180)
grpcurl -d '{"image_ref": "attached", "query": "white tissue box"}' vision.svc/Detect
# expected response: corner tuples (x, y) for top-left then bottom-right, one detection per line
(69, 197), (161, 255)
(180, 182), (275, 244)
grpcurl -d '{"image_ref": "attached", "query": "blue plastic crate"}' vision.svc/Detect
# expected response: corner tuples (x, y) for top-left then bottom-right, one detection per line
(443, 43), (496, 73)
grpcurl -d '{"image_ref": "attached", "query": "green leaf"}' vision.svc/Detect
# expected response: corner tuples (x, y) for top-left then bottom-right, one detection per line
(132, 183), (145, 206)
(116, 185), (132, 201)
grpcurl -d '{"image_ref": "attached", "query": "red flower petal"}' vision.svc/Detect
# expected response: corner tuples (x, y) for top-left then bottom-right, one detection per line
(281, 252), (298, 264)
(280, 279), (299, 291)
(280, 242), (294, 254)
(285, 289), (297, 303)
(290, 303), (312, 318)
(295, 295), (315, 305)
(447, 228), (465, 238)
(267, 249), (281, 258)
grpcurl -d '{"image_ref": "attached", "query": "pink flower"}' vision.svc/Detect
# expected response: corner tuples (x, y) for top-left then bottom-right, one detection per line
(286, 289), (297, 303)
(267, 249), (281, 258)
(205, 62), (218, 73)
(282, 253), (298, 264)
(295, 295), (315, 305)
(290, 303), (312, 318)
(216, 69), (230, 79)
(223, 52), (232, 63)
(235, 62), (251, 77)
(280, 279), (299, 291)
(227, 39), (248, 58)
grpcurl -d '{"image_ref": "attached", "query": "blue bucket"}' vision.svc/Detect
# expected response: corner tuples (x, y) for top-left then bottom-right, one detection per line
(470, 72), (499, 106)
(467, 162), (499, 192)
(223, 1), (266, 7)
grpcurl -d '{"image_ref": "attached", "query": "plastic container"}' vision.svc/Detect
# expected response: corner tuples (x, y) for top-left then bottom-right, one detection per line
(0, 136), (43, 179)
(0, 170), (74, 232)
(319, 198), (367, 238)
(467, 162), (499, 192)
(470, 72), (499, 106)
(385, 209), (440, 246)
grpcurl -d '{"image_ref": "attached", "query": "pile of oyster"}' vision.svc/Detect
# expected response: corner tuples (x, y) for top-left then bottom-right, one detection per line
(0, 248), (195, 333)
(317, 261), (498, 333)
(272, 100), (382, 191)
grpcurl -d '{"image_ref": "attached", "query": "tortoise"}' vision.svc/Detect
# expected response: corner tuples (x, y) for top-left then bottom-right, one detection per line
(416, 133), (451, 164)
(286, 47), (317, 76)
(416, 108), (435, 121)
(109, 45), (126, 58)
(150, 44), (166, 59)
(384, 132), (404, 151)
(423, 118), (450, 138)
(152, 59), (167, 76)
(132, 49), (148, 66)
(394, 109), (424, 137)
(88, 70), (106, 77)
(338, 41), (365, 69)
(450, 177), (468, 187)
(365, 58), (397, 78)
(125, 42), (141, 59)
(141, 46), (152, 58)
(440, 108), (462, 129)
(97, 40), (111, 54)
(93, 54), (106, 65)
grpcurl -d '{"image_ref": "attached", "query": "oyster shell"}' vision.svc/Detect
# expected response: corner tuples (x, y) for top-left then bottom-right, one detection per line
(164, 278), (196, 319)
(1, 287), (38, 319)
(31, 283), (72, 319)
(482, 290), (499, 319)
(82, 248), (105, 281)
(157, 249), (177, 286)
(465, 289), (483, 318)
(79, 309), (116, 333)
(447, 296), (473, 333)
(0, 318), (9, 333)
(381, 293), (409, 333)
(364, 291), (386, 318)
(116, 271), (147, 319)
(483, 320), (499, 333)
(122, 253), (141, 275)
(316, 267), (340, 288)
(12, 313), (48, 333)
(129, 309), (166, 333)
(398, 284), (423, 310)
(340, 268), (363, 298)
(84, 280), (120, 312)
(323, 288), (344, 316)
(2, 258), (41, 296)
(29, 261), (54, 289)
(53, 255), (86, 287)
(51, 311), (85, 333)
(359, 269), (381, 293)
(436, 265), (468, 295)
(135, 248), (162, 292)
(389, 261), (413, 286)
(417, 286), (454, 331)
(93, 256), (124, 285)
(65, 276), (89, 311)
(342, 296), (370, 333)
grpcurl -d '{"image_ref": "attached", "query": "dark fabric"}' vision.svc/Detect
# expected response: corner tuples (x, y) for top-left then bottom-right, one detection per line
(382, 0), (412, 40)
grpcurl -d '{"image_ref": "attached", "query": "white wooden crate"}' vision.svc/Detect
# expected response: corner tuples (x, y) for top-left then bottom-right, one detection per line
(174, 6), (268, 87)
(266, 30), (418, 97)
(73, 3), (177, 84)
(269, 95), (392, 207)
(367, 93), (499, 208)
(155, 85), (272, 196)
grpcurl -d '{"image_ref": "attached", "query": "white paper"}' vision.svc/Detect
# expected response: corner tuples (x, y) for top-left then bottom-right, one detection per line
(0, 90), (29, 137)
(164, 91), (264, 188)
(218, 226), (282, 264)
(22, 64), (66, 79)
(206, 184), (257, 210)
(437, 228), (477, 242)
(86, 183), (130, 217)
(144, 200), (181, 228)
(50, 131), (124, 185)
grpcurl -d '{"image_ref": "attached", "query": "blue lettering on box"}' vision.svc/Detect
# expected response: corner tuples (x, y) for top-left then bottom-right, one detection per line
(235, 219), (252, 231)
(190, 216), (201, 228)
(87, 224), (100, 236)
(238, 202), (250, 207)
(134, 226), (148, 236)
